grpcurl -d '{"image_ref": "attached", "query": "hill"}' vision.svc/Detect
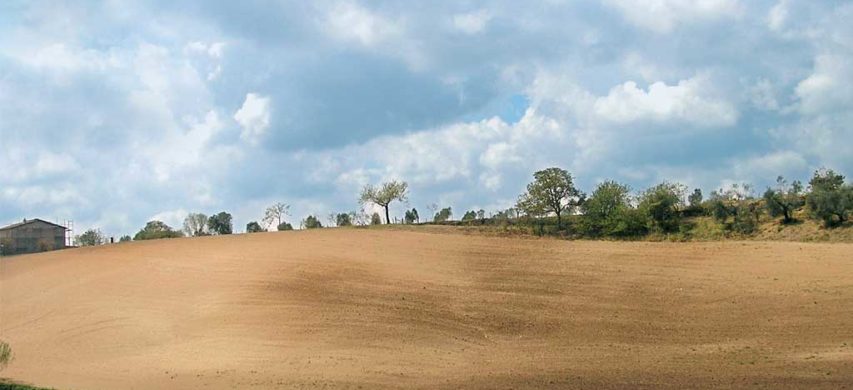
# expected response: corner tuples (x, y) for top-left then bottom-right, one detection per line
(1, 229), (852, 389)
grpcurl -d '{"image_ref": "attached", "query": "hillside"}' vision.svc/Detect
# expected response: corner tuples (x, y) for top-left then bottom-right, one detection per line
(1, 229), (852, 389)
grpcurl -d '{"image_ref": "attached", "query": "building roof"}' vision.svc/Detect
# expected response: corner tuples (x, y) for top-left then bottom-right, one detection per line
(0, 218), (68, 231)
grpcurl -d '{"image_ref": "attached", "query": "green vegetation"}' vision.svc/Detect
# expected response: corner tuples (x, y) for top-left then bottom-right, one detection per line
(0, 381), (55, 390)
(207, 212), (233, 235)
(302, 215), (323, 229)
(516, 167), (581, 229)
(246, 221), (265, 233)
(133, 220), (184, 240)
(75, 229), (104, 246)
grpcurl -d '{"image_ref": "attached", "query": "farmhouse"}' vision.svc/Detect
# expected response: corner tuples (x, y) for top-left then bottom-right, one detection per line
(0, 218), (68, 256)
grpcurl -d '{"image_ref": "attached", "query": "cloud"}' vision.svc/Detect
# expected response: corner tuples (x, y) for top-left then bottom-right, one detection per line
(592, 76), (738, 127)
(603, 0), (742, 33)
(234, 93), (271, 144)
(453, 10), (492, 34)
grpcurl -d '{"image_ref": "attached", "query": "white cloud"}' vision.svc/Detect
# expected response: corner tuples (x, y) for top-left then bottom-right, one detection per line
(234, 93), (271, 144)
(323, 1), (401, 47)
(452, 10), (492, 34)
(796, 54), (853, 115)
(604, 0), (742, 33)
(593, 76), (738, 127)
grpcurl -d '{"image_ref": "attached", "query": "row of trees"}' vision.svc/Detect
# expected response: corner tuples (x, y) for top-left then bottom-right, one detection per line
(506, 167), (851, 238)
(76, 167), (849, 246)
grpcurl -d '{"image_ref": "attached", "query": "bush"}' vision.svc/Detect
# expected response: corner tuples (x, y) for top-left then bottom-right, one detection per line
(277, 222), (293, 231)
(133, 221), (184, 240)
(303, 215), (323, 229)
(246, 221), (266, 233)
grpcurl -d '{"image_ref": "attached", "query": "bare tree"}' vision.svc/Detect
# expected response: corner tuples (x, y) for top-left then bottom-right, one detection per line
(183, 213), (209, 237)
(263, 202), (290, 230)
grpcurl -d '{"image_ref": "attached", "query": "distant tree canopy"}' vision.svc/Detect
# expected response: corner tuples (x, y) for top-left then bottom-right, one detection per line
(517, 167), (582, 228)
(763, 176), (804, 224)
(119, 235), (132, 242)
(183, 213), (209, 237)
(134, 220), (183, 241)
(806, 169), (851, 226)
(207, 212), (233, 235)
(433, 207), (452, 223)
(303, 215), (323, 229)
(246, 221), (265, 233)
(76, 229), (105, 246)
(335, 213), (353, 227)
(277, 222), (294, 231)
(404, 208), (419, 224)
(359, 180), (408, 224)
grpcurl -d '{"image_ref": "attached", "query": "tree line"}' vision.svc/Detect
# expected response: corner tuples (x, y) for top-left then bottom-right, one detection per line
(75, 167), (851, 246)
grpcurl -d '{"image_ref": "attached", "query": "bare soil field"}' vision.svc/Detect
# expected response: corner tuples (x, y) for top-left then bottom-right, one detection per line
(1, 228), (851, 389)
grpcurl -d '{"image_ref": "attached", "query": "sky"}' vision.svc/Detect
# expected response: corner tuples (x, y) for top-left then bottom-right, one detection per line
(1, 0), (851, 236)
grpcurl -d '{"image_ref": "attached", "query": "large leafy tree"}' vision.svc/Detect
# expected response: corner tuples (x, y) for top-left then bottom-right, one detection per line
(359, 180), (409, 224)
(433, 207), (452, 222)
(638, 182), (685, 233)
(763, 176), (804, 224)
(517, 167), (581, 228)
(134, 221), (183, 240)
(580, 180), (645, 236)
(207, 212), (233, 235)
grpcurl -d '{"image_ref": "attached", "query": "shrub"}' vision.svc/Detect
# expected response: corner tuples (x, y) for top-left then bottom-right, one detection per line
(638, 182), (685, 233)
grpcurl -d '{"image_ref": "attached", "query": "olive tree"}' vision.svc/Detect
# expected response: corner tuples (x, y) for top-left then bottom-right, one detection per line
(806, 169), (851, 226)
(359, 180), (409, 224)
(517, 167), (582, 228)
(763, 176), (804, 224)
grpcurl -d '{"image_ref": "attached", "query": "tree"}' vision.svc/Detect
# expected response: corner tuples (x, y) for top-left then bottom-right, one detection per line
(763, 176), (804, 224)
(336, 213), (353, 227)
(688, 188), (703, 208)
(370, 212), (382, 225)
(809, 168), (844, 191)
(182, 213), (209, 237)
(462, 210), (477, 221)
(303, 215), (323, 229)
(263, 202), (290, 230)
(359, 180), (409, 224)
(134, 221), (183, 240)
(76, 229), (104, 246)
(278, 222), (294, 231)
(246, 221), (266, 233)
(404, 208), (419, 224)
(580, 180), (646, 236)
(119, 235), (132, 242)
(207, 212), (233, 235)
(433, 207), (452, 222)
(517, 167), (582, 228)
(806, 169), (851, 226)
(708, 184), (759, 234)
(638, 182), (685, 233)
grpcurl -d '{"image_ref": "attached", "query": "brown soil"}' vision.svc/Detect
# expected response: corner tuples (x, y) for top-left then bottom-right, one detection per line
(1, 228), (851, 389)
